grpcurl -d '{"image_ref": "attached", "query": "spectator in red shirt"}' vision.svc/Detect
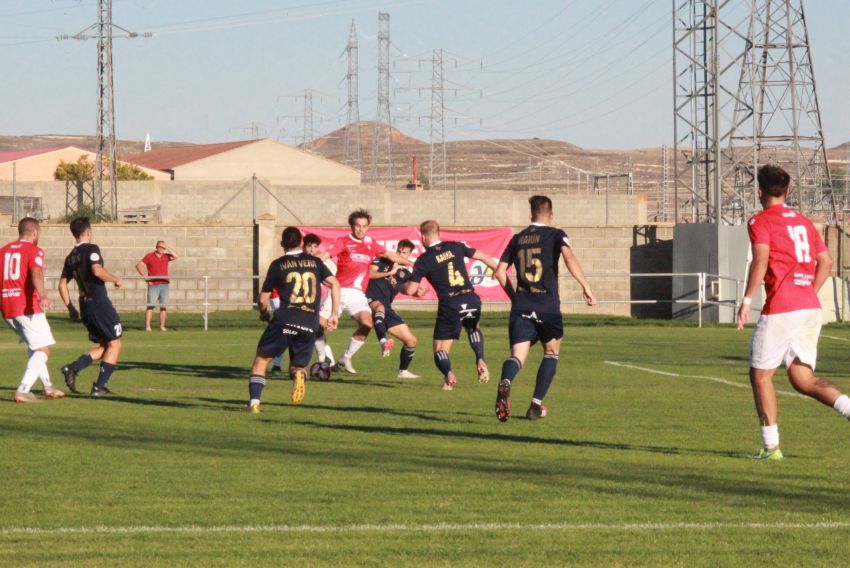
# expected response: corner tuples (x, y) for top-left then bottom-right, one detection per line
(135, 241), (178, 331)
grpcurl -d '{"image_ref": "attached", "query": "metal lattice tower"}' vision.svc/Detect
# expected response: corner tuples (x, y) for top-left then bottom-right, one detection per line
(60, 0), (148, 220)
(673, 0), (832, 224)
(278, 90), (330, 149)
(429, 49), (447, 190)
(342, 20), (362, 170)
(372, 12), (394, 183)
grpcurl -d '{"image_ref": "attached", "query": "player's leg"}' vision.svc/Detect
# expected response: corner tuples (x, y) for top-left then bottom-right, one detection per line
(246, 319), (287, 413)
(748, 313), (786, 459)
(370, 300), (394, 357)
(495, 320), (532, 422)
(158, 285), (169, 331)
(433, 338), (456, 389)
(337, 291), (373, 374)
(144, 308), (153, 331)
(288, 329), (314, 405)
(388, 321), (417, 378)
(433, 302), (461, 389)
(527, 338), (562, 421)
(9, 315), (62, 402)
(91, 338), (122, 396)
(461, 296), (487, 383)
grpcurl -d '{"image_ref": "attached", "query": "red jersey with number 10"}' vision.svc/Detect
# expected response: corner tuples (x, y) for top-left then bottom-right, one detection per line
(0, 240), (44, 318)
(747, 204), (827, 315)
(326, 234), (387, 292)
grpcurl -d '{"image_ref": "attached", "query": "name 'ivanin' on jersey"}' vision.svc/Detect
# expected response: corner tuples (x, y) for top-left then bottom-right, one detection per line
(500, 224), (570, 313)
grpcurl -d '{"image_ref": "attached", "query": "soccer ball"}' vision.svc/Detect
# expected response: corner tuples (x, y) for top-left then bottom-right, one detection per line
(309, 362), (331, 382)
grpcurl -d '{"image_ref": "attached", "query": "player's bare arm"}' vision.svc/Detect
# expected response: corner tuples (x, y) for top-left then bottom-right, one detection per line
(382, 250), (414, 267)
(737, 243), (769, 330)
(369, 263), (399, 280)
(401, 280), (420, 296)
(471, 250), (498, 271)
(57, 277), (79, 320)
(28, 266), (53, 311)
(561, 245), (596, 305)
(494, 260), (515, 300)
(92, 264), (123, 288)
(258, 291), (272, 321)
(324, 276), (341, 330)
(813, 250), (833, 293)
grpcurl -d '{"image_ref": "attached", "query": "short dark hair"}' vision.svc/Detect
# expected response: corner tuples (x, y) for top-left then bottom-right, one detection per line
(70, 217), (91, 239)
(420, 220), (440, 236)
(17, 217), (39, 237)
(348, 209), (372, 227)
(303, 233), (321, 247)
(281, 226), (302, 250)
(529, 195), (553, 218)
(397, 239), (415, 252)
(757, 165), (791, 198)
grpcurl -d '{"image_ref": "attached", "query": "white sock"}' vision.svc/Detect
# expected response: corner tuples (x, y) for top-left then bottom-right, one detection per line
(832, 394), (850, 419)
(272, 355), (283, 368)
(39, 363), (53, 389)
(249, 398), (260, 408)
(18, 351), (48, 394)
(760, 424), (779, 450)
(315, 337), (327, 363)
(325, 344), (335, 365)
(342, 337), (365, 362)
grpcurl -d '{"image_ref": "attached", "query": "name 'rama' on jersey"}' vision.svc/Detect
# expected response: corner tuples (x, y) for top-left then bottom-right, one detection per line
(262, 252), (333, 325)
(410, 241), (476, 301)
(366, 257), (412, 305)
(60, 243), (111, 307)
(500, 224), (571, 313)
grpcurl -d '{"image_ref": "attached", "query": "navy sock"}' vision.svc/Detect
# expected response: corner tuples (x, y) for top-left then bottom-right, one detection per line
(249, 374), (266, 401)
(467, 328), (485, 362)
(434, 350), (452, 377)
(96, 362), (117, 388)
(501, 356), (522, 385)
(374, 311), (387, 342)
(532, 355), (559, 403)
(400, 346), (415, 371)
(74, 353), (93, 373)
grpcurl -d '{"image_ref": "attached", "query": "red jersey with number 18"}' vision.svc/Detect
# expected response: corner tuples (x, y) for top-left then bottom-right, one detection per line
(0, 240), (44, 318)
(747, 204), (827, 315)
(326, 234), (387, 292)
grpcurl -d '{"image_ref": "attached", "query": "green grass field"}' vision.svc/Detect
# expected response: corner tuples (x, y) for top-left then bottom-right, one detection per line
(2, 312), (849, 566)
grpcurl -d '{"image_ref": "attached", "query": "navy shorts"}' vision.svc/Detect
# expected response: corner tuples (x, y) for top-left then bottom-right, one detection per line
(434, 294), (482, 340)
(256, 316), (316, 367)
(81, 301), (123, 343)
(367, 293), (406, 329)
(508, 310), (563, 345)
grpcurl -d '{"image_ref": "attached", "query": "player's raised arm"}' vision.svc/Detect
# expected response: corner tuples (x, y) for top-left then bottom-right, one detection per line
(370, 261), (399, 280)
(382, 249), (414, 267)
(737, 243), (769, 329)
(561, 245), (596, 306)
(470, 249), (498, 271)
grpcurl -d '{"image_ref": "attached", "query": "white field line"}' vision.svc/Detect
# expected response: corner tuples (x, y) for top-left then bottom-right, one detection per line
(2, 521), (850, 536)
(604, 361), (806, 399)
(822, 334), (850, 343)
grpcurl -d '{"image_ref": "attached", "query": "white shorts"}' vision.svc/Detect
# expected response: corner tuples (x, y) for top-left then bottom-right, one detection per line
(319, 287), (371, 320)
(750, 308), (822, 370)
(270, 297), (281, 311)
(5, 313), (56, 351)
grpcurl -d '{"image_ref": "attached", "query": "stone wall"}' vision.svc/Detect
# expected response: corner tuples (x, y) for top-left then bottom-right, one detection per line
(0, 180), (647, 227)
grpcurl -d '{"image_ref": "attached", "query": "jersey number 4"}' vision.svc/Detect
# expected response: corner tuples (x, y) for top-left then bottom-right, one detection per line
(787, 226), (811, 263)
(3, 252), (21, 280)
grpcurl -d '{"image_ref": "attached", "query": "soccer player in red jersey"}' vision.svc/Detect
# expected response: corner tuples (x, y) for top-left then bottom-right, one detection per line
(320, 209), (412, 374)
(1, 218), (64, 402)
(737, 165), (850, 460)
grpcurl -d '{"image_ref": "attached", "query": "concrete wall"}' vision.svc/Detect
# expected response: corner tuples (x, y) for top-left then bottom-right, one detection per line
(172, 139), (361, 186)
(0, 180), (647, 227)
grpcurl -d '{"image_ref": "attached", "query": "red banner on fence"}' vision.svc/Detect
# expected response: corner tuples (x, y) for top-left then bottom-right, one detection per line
(299, 226), (514, 301)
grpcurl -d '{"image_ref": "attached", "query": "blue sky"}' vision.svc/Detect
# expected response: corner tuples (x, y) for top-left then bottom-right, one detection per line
(1, 0), (848, 149)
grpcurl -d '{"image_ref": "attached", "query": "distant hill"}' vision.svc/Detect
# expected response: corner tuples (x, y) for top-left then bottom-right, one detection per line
(0, 134), (192, 157)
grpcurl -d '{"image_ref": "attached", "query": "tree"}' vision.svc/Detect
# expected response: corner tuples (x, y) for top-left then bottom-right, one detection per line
(116, 162), (153, 181)
(54, 154), (153, 181)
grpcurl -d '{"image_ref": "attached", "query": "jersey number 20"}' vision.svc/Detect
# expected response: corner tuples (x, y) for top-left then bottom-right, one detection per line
(286, 272), (317, 304)
(787, 226), (811, 263)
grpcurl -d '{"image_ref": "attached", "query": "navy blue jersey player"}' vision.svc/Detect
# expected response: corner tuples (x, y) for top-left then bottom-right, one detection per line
(245, 227), (340, 413)
(405, 220), (498, 390)
(57, 217), (125, 396)
(493, 196), (596, 421)
(366, 239), (429, 378)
